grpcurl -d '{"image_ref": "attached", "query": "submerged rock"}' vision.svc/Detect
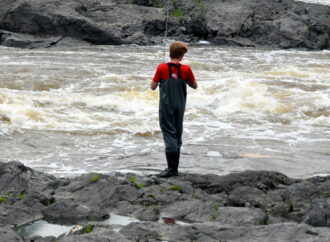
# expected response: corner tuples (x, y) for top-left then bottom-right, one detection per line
(1, 161), (330, 241)
(0, 0), (329, 49)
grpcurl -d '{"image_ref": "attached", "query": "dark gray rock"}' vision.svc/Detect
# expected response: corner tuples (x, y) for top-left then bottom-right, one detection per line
(119, 221), (330, 242)
(42, 199), (110, 224)
(303, 199), (330, 227)
(58, 226), (131, 242)
(119, 222), (161, 241)
(1, 161), (330, 241)
(25, 236), (56, 242)
(182, 170), (294, 194)
(0, 227), (23, 242)
(0, 30), (63, 48)
(133, 207), (160, 222)
(0, 161), (58, 194)
(0, 0), (329, 49)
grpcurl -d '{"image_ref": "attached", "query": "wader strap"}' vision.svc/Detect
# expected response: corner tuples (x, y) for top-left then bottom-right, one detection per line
(167, 63), (182, 79)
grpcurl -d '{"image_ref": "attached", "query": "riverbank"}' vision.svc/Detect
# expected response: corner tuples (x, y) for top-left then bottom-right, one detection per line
(1, 161), (330, 241)
(0, 0), (329, 50)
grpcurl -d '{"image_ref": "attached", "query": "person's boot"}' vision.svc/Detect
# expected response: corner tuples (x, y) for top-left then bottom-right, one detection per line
(158, 152), (178, 178)
(171, 151), (180, 173)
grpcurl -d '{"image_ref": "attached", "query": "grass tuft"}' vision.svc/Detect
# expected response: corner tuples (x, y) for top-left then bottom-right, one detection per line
(128, 175), (137, 183)
(18, 192), (26, 200)
(170, 185), (180, 191)
(137, 184), (146, 189)
(171, 8), (184, 18)
(90, 174), (101, 183)
(194, 0), (205, 10)
(85, 223), (93, 233)
(0, 196), (8, 203)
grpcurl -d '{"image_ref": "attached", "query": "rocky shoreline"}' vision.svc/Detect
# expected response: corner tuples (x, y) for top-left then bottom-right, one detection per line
(0, 0), (329, 50)
(1, 161), (330, 241)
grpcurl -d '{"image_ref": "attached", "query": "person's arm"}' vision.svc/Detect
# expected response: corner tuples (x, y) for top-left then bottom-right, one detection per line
(150, 81), (159, 90)
(151, 64), (162, 90)
(186, 66), (198, 89)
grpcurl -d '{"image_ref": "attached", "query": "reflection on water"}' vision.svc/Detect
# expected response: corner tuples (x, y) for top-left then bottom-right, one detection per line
(0, 45), (329, 178)
(17, 220), (74, 239)
(17, 213), (140, 239)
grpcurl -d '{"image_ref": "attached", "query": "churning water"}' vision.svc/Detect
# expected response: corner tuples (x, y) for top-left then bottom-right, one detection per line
(297, 0), (330, 4)
(0, 44), (329, 178)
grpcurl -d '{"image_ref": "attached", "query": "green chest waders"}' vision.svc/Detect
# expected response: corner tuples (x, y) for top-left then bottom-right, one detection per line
(158, 63), (187, 177)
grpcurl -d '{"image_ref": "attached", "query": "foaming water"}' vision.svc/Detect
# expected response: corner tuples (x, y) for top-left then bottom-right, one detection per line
(296, 0), (330, 5)
(0, 45), (329, 178)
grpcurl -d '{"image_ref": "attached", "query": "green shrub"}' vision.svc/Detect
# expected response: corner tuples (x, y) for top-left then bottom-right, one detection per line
(90, 174), (101, 183)
(128, 175), (137, 183)
(170, 185), (180, 191)
(85, 224), (93, 233)
(194, 0), (205, 10)
(171, 8), (183, 18)
(0, 196), (8, 203)
(148, 193), (156, 199)
(137, 184), (145, 189)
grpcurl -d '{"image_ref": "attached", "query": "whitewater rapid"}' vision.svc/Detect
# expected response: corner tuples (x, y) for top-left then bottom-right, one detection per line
(0, 45), (329, 178)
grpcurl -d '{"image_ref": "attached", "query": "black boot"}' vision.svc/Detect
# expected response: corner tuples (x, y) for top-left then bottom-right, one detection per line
(158, 152), (179, 178)
(171, 151), (180, 173)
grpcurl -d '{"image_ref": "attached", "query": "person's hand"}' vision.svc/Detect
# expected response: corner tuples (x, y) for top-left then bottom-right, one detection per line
(188, 81), (197, 89)
(150, 81), (158, 90)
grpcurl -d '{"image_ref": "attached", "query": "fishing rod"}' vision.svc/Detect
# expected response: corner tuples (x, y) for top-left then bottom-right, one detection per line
(162, 0), (170, 63)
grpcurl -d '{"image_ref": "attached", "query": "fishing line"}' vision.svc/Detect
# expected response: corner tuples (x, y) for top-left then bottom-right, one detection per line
(162, 0), (170, 63)
(30, 80), (34, 107)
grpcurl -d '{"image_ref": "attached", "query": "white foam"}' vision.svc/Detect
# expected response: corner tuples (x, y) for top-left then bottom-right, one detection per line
(296, 0), (330, 5)
(206, 151), (222, 157)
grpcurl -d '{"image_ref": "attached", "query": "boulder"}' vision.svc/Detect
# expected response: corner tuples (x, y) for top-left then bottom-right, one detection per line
(42, 199), (110, 224)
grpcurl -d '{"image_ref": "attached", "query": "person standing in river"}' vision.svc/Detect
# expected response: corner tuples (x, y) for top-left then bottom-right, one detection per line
(151, 41), (198, 178)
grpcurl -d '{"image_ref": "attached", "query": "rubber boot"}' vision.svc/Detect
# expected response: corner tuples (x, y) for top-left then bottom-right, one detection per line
(171, 151), (180, 173)
(158, 152), (179, 178)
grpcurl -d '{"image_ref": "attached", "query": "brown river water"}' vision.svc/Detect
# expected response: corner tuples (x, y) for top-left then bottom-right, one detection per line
(0, 44), (329, 178)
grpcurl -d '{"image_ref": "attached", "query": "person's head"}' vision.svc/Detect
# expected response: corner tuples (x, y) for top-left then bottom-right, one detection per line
(169, 41), (188, 60)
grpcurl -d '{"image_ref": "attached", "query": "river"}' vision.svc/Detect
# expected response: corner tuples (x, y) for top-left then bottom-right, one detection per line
(0, 43), (329, 178)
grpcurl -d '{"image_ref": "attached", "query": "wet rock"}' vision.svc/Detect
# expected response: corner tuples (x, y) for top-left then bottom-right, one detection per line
(2, 161), (330, 241)
(244, 222), (330, 242)
(42, 199), (109, 224)
(119, 221), (330, 241)
(183, 170), (294, 194)
(303, 199), (330, 227)
(0, 227), (23, 242)
(184, 204), (268, 226)
(119, 222), (161, 241)
(133, 207), (160, 222)
(55, 173), (125, 210)
(0, 30), (62, 48)
(282, 175), (330, 222)
(58, 226), (131, 242)
(0, 161), (58, 195)
(26, 236), (56, 242)
(0, 0), (329, 49)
